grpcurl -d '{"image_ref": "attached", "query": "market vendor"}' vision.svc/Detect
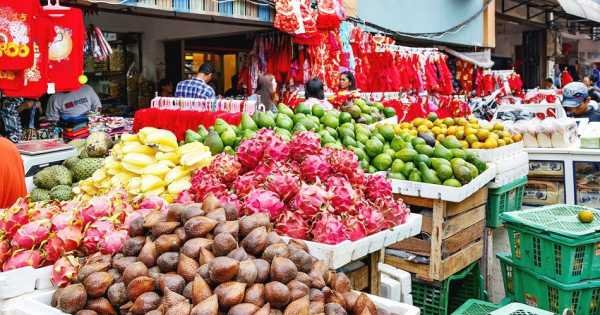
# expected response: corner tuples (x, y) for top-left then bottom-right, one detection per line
(0, 136), (26, 208)
(339, 71), (357, 93)
(46, 85), (102, 122)
(174, 62), (216, 99)
(562, 82), (600, 122)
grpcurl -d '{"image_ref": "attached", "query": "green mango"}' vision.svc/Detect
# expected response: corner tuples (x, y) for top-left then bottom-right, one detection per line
(223, 146), (235, 155)
(395, 148), (418, 162)
(465, 162), (480, 179)
(338, 126), (354, 140)
(343, 136), (358, 147)
(204, 131), (224, 155)
(221, 129), (237, 147)
(341, 122), (355, 131)
(293, 113), (307, 125)
(433, 143), (453, 160)
(326, 127), (339, 139)
(401, 133), (413, 142)
(277, 103), (295, 118)
(351, 147), (368, 161)
(389, 172), (406, 180)
(241, 129), (256, 140)
(356, 141), (366, 150)
(184, 130), (203, 144)
(213, 118), (230, 135)
(293, 123), (308, 133)
(411, 137), (426, 148)
(414, 154), (431, 167)
(320, 114), (340, 129)
(377, 124), (395, 142)
(355, 124), (370, 134)
(312, 104), (325, 118)
(436, 165), (453, 181)
(241, 113), (258, 131)
(450, 149), (466, 159)
(347, 105), (362, 118)
(328, 109), (341, 118)
(451, 158), (468, 167)
(295, 103), (312, 115)
(391, 159), (405, 173)
(257, 111), (275, 129)
(367, 165), (378, 174)
(372, 153), (393, 171)
(441, 136), (462, 149)
(390, 136), (406, 151)
(418, 162), (441, 185)
(373, 102), (385, 111)
(443, 178), (462, 187)
(415, 144), (434, 157)
(320, 133), (337, 145)
(409, 170), (422, 182)
(431, 158), (451, 171)
(275, 128), (292, 141)
(300, 118), (318, 131)
(275, 113), (294, 130)
(467, 156), (487, 173)
(383, 107), (396, 118)
(384, 149), (396, 157)
(365, 138), (384, 158)
(401, 162), (416, 177)
(196, 125), (208, 140)
(374, 133), (386, 143)
(356, 133), (370, 145)
(360, 159), (370, 170)
(339, 112), (353, 124)
(452, 164), (473, 184)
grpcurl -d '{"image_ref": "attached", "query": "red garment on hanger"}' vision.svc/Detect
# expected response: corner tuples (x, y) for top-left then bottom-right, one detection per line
(274, 0), (303, 34)
(0, 0), (41, 70)
(316, 0), (343, 31)
(44, 7), (85, 92)
(561, 69), (573, 87)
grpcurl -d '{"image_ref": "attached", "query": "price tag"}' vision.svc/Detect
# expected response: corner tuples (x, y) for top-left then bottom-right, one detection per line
(47, 83), (55, 94)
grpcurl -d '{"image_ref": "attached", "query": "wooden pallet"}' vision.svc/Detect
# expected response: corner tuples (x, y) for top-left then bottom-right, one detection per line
(386, 188), (487, 282)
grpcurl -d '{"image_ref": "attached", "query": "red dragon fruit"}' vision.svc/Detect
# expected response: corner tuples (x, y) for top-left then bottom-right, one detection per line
(311, 213), (348, 245)
(99, 229), (128, 255)
(56, 225), (83, 252)
(263, 135), (290, 162)
(83, 221), (115, 254)
(233, 171), (265, 197)
(3, 249), (42, 271)
(365, 174), (393, 202)
(81, 196), (113, 225)
(379, 198), (410, 226)
(29, 202), (61, 221)
(288, 131), (321, 162)
(51, 256), (80, 287)
(236, 139), (265, 170)
(51, 211), (80, 231)
(0, 199), (29, 237)
(138, 195), (168, 214)
(0, 240), (11, 266)
(267, 173), (300, 201)
(344, 215), (368, 241)
(190, 169), (228, 202)
(43, 236), (65, 264)
(327, 149), (360, 177)
(242, 189), (285, 218)
(328, 179), (357, 214)
(358, 202), (386, 234)
(300, 155), (331, 183)
(348, 167), (367, 191)
(275, 211), (309, 240)
(210, 153), (242, 183)
(293, 184), (327, 220)
(11, 220), (51, 250)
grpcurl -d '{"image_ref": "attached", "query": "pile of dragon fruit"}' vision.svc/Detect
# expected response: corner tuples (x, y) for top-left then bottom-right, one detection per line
(181, 130), (410, 245)
(0, 192), (167, 273)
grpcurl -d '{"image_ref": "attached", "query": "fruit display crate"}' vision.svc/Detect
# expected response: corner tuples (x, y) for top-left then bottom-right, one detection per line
(283, 213), (422, 270)
(467, 141), (524, 163)
(489, 302), (554, 315)
(501, 205), (600, 284)
(498, 253), (600, 315)
(391, 163), (496, 203)
(0, 266), (52, 301)
(387, 189), (487, 281)
(1, 289), (421, 315)
(410, 262), (485, 315)
(450, 299), (499, 315)
(486, 176), (527, 228)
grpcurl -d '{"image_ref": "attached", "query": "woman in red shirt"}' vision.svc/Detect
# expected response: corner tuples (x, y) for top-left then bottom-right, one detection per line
(0, 137), (27, 208)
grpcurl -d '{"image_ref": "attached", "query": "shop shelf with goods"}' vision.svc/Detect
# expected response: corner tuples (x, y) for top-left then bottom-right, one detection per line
(498, 253), (600, 315)
(501, 205), (600, 284)
(486, 176), (527, 228)
(451, 299), (500, 315)
(409, 261), (486, 315)
(386, 188), (488, 282)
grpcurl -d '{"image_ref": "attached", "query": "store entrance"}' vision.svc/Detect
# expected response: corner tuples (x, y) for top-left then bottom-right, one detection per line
(183, 52), (238, 96)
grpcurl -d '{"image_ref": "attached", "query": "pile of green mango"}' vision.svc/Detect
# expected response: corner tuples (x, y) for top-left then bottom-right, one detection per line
(340, 99), (396, 125)
(183, 100), (396, 155)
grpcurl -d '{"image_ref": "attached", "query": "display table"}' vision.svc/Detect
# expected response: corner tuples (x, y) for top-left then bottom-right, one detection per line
(524, 147), (600, 208)
(133, 108), (242, 141)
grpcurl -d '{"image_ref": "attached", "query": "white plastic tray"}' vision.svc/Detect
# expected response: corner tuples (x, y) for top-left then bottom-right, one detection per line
(391, 164), (496, 202)
(4, 289), (420, 315)
(467, 141), (524, 162)
(492, 151), (529, 174)
(488, 163), (529, 188)
(0, 266), (52, 301)
(283, 213), (422, 269)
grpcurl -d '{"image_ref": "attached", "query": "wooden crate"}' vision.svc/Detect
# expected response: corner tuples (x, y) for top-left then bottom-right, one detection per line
(386, 188), (487, 282)
(338, 250), (381, 295)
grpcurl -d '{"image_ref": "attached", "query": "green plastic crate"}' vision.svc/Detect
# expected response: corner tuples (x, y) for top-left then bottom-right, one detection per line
(451, 299), (499, 315)
(490, 302), (554, 315)
(501, 205), (600, 284)
(498, 253), (600, 315)
(487, 176), (527, 228)
(412, 262), (485, 315)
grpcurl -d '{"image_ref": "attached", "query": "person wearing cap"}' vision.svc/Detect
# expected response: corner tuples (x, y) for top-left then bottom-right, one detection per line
(562, 82), (600, 121)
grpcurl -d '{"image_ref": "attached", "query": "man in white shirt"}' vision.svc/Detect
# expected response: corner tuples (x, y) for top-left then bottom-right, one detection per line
(46, 85), (101, 121)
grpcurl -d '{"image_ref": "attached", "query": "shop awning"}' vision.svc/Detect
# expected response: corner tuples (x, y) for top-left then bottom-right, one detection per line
(557, 0), (600, 23)
(439, 47), (494, 68)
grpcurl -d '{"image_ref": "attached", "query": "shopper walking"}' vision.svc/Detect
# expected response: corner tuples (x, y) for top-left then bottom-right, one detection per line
(175, 62), (216, 99)
(0, 136), (27, 208)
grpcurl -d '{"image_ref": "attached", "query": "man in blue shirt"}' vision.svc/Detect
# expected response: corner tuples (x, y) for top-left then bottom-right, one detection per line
(175, 62), (216, 99)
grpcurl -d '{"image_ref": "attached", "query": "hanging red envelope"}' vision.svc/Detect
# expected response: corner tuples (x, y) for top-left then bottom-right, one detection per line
(44, 7), (84, 92)
(0, 0), (41, 70)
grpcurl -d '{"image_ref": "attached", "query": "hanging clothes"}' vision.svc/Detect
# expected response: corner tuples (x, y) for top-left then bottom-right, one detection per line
(561, 69), (573, 87)
(0, 0), (41, 70)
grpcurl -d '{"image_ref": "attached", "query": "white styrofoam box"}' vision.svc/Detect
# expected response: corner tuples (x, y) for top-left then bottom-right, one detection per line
(467, 141), (524, 162)
(0, 265), (53, 300)
(9, 289), (421, 315)
(488, 163), (529, 188)
(401, 292), (413, 305)
(492, 151), (529, 174)
(381, 274), (402, 301)
(283, 213), (422, 269)
(391, 164), (496, 202)
(378, 263), (412, 299)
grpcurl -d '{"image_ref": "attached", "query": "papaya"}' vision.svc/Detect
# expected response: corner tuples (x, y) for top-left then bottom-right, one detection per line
(401, 162), (416, 177)
(408, 170), (422, 182)
(415, 144), (434, 157)
(433, 143), (453, 160)
(396, 148), (418, 162)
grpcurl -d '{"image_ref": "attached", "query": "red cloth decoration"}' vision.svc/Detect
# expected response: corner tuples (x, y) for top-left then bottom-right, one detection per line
(0, 0), (41, 70)
(561, 69), (573, 87)
(133, 109), (242, 141)
(44, 7), (84, 92)
(316, 0), (343, 31)
(274, 0), (303, 34)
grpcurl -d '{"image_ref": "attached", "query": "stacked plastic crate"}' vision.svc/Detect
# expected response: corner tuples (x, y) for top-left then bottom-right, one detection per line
(498, 205), (600, 314)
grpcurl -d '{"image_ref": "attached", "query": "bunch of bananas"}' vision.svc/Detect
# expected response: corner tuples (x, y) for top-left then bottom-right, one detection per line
(76, 128), (212, 202)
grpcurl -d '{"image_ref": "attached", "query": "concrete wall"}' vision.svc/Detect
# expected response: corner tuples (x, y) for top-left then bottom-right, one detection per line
(85, 12), (268, 80)
(356, 0), (487, 47)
